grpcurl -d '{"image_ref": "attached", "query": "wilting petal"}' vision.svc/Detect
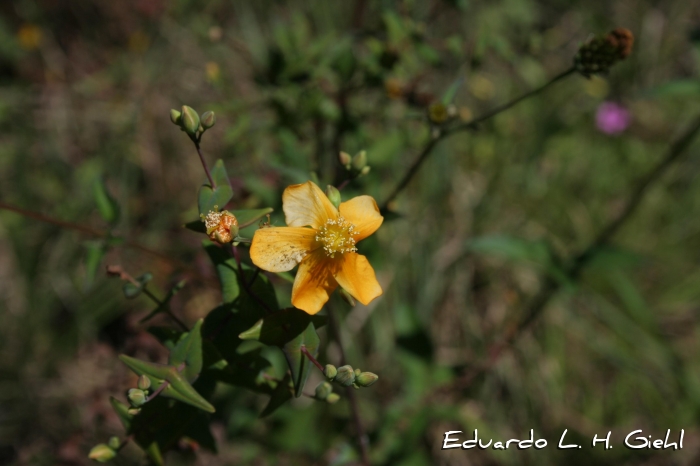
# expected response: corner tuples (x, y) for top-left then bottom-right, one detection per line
(283, 181), (338, 228)
(250, 227), (318, 272)
(334, 253), (382, 305)
(292, 250), (339, 314)
(339, 195), (383, 242)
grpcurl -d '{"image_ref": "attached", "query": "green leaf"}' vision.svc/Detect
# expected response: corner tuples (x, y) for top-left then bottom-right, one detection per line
(139, 280), (186, 324)
(118, 355), (215, 413)
(123, 272), (153, 299)
(168, 319), (204, 383)
(84, 241), (105, 287)
(109, 396), (133, 431)
(203, 241), (241, 304)
(441, 76), (464, 105)
(260, 374), (293, 417)
(281, 319), (321, 397)
(145, 442), (164, 466)
(239, 308), (326, 346)
(93, 177), (120, 225)
(198, 159), (234, 215)
(185, 207), (273, 234)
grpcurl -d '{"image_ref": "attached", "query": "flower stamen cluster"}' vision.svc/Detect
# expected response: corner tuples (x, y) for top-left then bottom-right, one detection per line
(203, 209), (238, 243)
(315, 216), (358, 258)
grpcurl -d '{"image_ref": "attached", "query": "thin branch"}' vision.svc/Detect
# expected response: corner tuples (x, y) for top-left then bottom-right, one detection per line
(194, 138), (215, 189)
(106, 265), (188, 331)
(380, 67), (576, 211)
(327, 307), (371, 466)
(0, 201), (184, 267)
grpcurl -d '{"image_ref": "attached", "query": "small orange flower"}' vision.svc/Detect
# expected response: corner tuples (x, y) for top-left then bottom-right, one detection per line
(250, 181), (383, 315)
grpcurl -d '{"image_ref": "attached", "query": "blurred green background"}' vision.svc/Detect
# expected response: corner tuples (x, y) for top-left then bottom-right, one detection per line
(1, 0), (700, 464)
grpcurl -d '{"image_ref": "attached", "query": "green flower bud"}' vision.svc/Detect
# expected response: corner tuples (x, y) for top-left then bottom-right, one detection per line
(324, 364), (338, 380)
(325, 185), (341, 209)
(314, 381), (333, 400)
(335, 365), (356, 386)
(170, 109), (182, 126)
(127, 408), (141, 416)
(360, 166), (371, 176)
(339, 151), (352, 168)
(354, 368), (362, 377)
(351, 150), (367, 171)
(355, 372), (379, 387)
(181, 105), (200, 136)
(88, 444), (116, 463)
(127, 388), (147, 407)
(326, 393), (341, 404)
(137, 375), (151, 391)
(107, 436), (121, 450)
(201, 111), (216, 129)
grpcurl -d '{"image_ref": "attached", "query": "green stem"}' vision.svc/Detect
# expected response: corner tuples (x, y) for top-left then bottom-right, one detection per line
(194, 137), (216, 189)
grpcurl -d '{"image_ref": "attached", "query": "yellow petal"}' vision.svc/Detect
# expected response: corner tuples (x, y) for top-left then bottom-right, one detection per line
(338, 195), (383, 242)
(250, 227), (317, 273)
(283, 181), (337, 228)
(292, 250), (338, 314)
(334, 253), (382, 305)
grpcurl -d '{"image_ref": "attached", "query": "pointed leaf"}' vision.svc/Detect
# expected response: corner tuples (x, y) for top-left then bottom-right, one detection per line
(84, 241), (106, 287)
(168, 319), (204, 382)
(203, 241), (241, 304)
(94, 177), (120, 225)
(109, 396), (133, 431)
(239, 308), (326, 346)
(282, 320), (321, 397)
(119, 354), (172, 383)
(162, 368), (216, 413)
(198, 159), (233, 215)
(145, 442), (164, 466)
(441, 76), (464, 105)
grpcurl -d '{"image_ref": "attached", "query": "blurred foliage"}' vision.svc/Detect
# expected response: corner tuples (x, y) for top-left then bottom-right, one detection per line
(1, 0), (700, 465)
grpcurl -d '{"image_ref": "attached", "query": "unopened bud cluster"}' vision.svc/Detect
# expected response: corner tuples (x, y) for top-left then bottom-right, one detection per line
(170, 105), (216, 139)
(124, 375), (153, 416)
(339, 150), (371, 178)
(324, 363), (379, 389)
(574, 28), (634, 77)
(202, 207), (239, 243)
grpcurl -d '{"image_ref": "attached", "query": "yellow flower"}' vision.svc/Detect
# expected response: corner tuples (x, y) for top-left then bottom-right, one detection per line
(250, 181), (383, 315)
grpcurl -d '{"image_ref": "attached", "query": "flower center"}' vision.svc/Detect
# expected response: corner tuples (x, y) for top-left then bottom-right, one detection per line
(316, 216), (357, 258)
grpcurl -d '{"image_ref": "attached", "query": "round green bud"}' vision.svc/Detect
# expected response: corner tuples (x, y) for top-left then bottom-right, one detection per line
(351, 150), (367, 171)
(88, 444), (117, 463)
(326, 393), (341, 404)
(324, 364), (338, 380)
(127, 408), (141, 416)
(107, 436), (121, 450)
(325, 185), (341, 209)
(137, 375), (151, 391)
(355, 371), (379, 387)
(201, 111), (216, 129)
(314, 381), (333, 400)
(360, 166), (371, 176)
(181, 105), (200, 136)
(354, 368), (362, 377)
(170, 109), (182, 125)
(127, 388), (148, 407)
(335, 365), (356, 386)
